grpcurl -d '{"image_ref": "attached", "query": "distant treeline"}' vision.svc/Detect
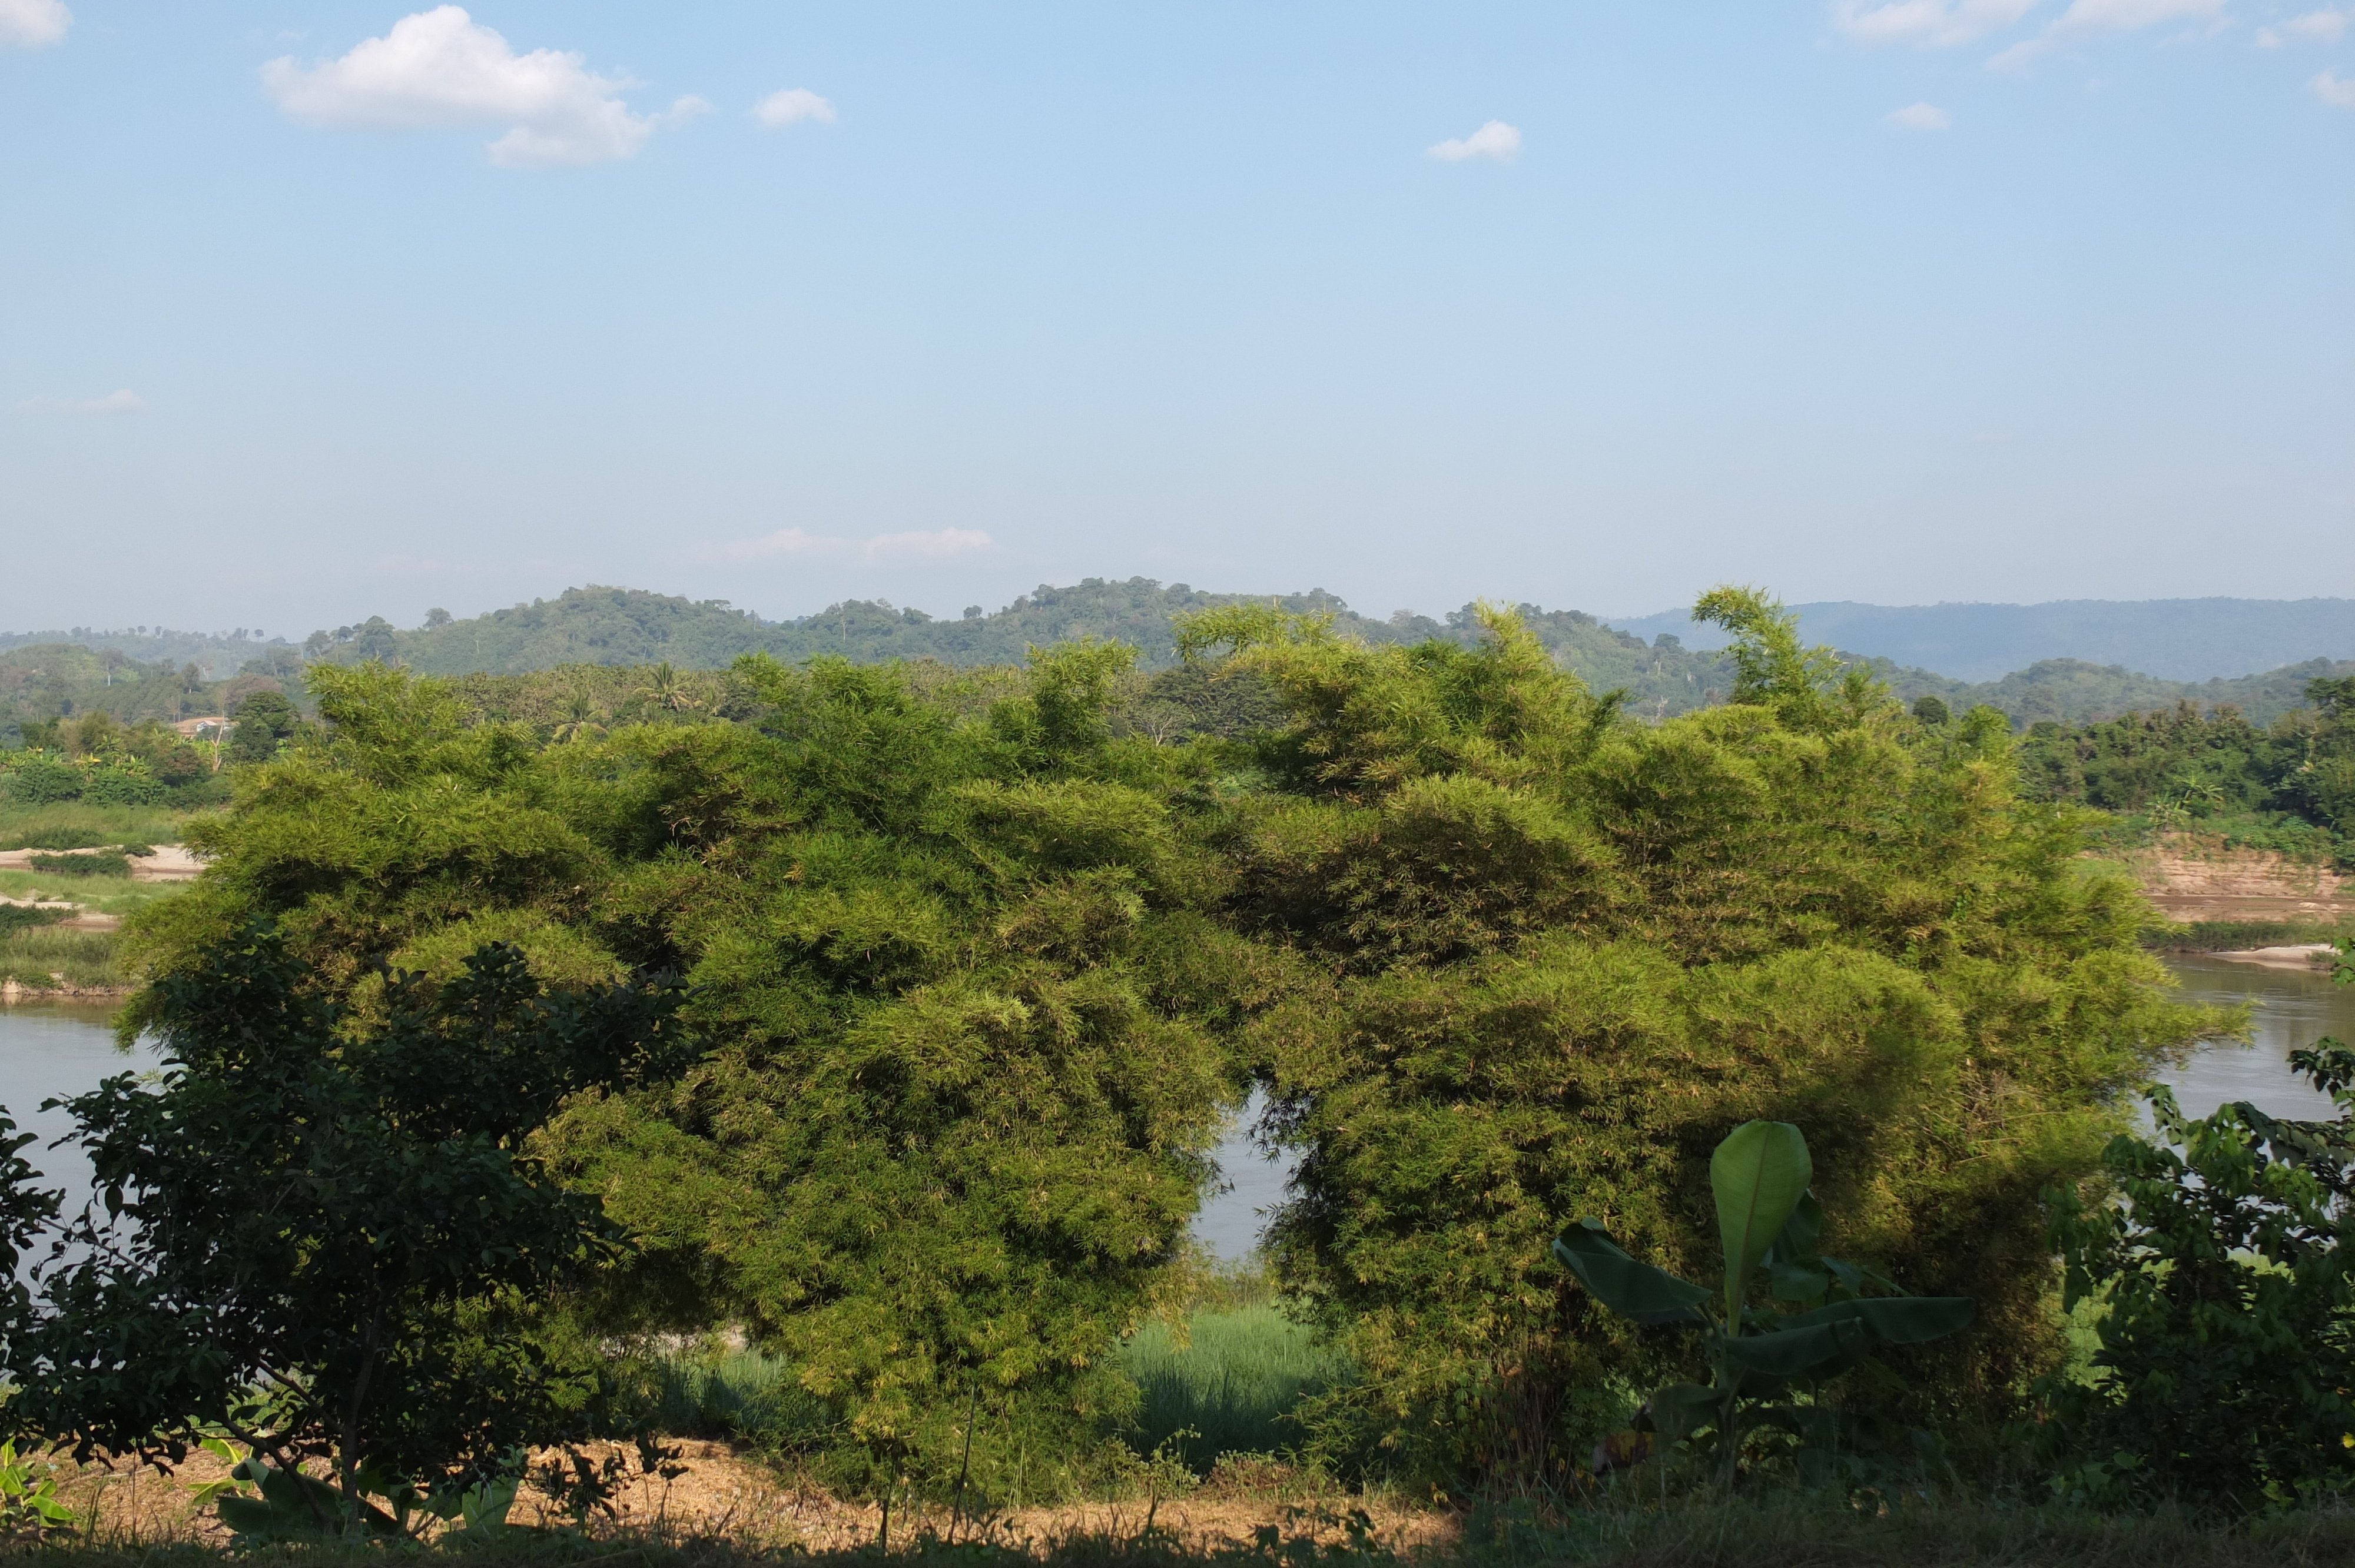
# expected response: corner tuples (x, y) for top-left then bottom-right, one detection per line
(0, 641), (306, 750)
(2013, 674), (2355, 865)
(300, 580), (2355, 728)
(12, 580), (2355, 742)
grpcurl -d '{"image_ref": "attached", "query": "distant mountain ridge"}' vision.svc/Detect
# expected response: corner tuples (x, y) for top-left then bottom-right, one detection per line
(279, 581), (2354, 730)
(9, 583), (2353, 736)
(1607, 597), (2355, 683)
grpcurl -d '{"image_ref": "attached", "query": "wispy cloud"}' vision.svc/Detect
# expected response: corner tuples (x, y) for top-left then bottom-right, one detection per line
(2314, 67), (2355, 104)
(16, 389), (144, 414)
(708, 527), (993, 563)
(1887, 101), (1955, 127)
(1831, 1), (2046, 46)
(753, 88), (834, 127)
(261, 6), (707, 168)
(0, 0), (70, 49)
(1428, 120), (1521, 162)
(2259, 6), (2352, 44)
(1987, 0), (2227, 70)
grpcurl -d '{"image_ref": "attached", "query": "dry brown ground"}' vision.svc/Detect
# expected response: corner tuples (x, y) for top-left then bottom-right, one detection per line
(37, 1440), (1454, 1555)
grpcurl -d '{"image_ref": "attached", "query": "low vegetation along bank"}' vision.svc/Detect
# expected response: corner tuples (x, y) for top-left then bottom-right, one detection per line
(0, 590), (2351, 1563)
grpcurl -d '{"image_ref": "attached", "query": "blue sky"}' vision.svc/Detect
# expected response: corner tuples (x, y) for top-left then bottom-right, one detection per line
(2, 2), (2349, 634)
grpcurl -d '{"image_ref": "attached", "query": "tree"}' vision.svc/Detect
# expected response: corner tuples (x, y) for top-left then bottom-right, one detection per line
(1911, 695), (1951, 726)
(226, 689), (297, 764)
(1198, 592), (2213, 1486)
(124, 650), (1266, 1499)
(14, 926), (688, 1524)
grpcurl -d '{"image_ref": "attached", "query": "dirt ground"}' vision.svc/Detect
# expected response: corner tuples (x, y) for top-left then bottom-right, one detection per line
(39, 1440), (1454, 1554)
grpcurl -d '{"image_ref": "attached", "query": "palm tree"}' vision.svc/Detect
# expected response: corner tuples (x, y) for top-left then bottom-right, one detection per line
(551, 693), (606, 745)
(635, 662), (703, 715)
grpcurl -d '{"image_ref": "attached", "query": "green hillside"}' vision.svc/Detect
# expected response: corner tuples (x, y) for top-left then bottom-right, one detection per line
(11, 582), (2346, 740)
(298, 581), (2351, 729)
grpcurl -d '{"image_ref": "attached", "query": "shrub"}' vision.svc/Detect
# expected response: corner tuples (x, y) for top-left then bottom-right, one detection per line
(2042, 951), (2355, 1511)
(0, 757), (82, 806)
(1195, 591), (2218, 1489)
(27, 852), (132, 878)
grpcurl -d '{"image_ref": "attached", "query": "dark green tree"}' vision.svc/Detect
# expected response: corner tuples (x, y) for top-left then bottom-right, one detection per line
(225, 689), (297, 764)
(14, 925), (688, 1526)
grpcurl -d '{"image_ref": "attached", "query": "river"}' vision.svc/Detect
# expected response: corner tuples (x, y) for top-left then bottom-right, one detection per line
(3, 955), (2347, 1263)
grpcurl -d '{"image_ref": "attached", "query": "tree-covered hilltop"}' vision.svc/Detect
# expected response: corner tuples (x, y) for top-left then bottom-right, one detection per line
(300, 582), (2355, 729)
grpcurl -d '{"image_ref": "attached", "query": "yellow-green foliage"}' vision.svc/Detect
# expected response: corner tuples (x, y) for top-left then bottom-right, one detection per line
(0, 925), (125, 991)
(121, 592), (2224, 1494)
(125, 649), (1281, 1496)
(1194, 591), (2221, 1473)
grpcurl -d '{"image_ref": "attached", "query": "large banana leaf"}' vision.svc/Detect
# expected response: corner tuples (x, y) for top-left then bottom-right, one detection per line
(1553, 1221), (1711, 1325)
(1719, 1315), (1873, 1379)
(1710, 1121), (1812, 1326)
(1647, 1381), (1722, 1443)
(1780, 1295), (1975, 1343)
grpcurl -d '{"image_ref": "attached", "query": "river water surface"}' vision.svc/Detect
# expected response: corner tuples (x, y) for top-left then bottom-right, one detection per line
(4, 956), (2346, 1264)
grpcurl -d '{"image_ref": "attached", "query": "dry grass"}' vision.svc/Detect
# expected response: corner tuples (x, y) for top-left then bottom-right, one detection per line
(15, 1444), (2355, 1567)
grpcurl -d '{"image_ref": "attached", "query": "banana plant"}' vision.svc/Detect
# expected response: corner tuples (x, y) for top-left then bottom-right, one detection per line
(1554, 1120), (1973, 1486)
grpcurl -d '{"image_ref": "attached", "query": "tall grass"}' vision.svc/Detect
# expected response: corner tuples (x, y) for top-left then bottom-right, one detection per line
(1116, 1305), (1350, 1476)
(0, 802), (194, 851)
(2144, 918), (2355, 951)
(0, 926), (128, 990)
(645, 1347), (835, 1452)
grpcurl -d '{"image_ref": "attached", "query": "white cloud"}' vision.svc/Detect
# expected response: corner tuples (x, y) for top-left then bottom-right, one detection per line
(15, 390), (145, 414)
(1428, 120), (1521, 162)
(709, 526), (993, 563)
(261, 6), (705, 168)
(2314, 67), (2355, 104)
(753, 88), (835, 127)
(1887, 101), (1955, 127)
(1831, 1), (2045, 46)
(864, 528), (990, 559)
(0, 0), (70, 49)
(2259, 6), (2351, 44)
(1988, 0), (2226, 68)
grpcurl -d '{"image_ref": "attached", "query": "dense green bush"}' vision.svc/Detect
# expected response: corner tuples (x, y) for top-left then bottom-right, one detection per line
(2042, 955), (2355, 1511)
(28, 851), (132, 878)
(125, 648), (1272, 1500)
(1183, 591), (2215, 1488)
(115, 596), (2224, 1501)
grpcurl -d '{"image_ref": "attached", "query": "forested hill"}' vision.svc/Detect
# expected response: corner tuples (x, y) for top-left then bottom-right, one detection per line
(314, 581), (1729, 710)
(1610, 597), (2355, 683)
(281, 581), (2355, 728)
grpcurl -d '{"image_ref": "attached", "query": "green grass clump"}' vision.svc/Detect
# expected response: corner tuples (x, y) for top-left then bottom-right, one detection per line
(0, 868), (178, 918)
(0, 802), (190, 851)
(0, 904), (67, 937)
(0, 925), (127, 991)
(29, 851), (133, 878)
(644, 1347), (834, 1451)
(2143, 918), (2354, 951)
(1117, 1305), (1351, 1477)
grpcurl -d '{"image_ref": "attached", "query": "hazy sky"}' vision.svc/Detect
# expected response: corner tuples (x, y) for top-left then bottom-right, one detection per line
(4, 2), (2350, 635)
